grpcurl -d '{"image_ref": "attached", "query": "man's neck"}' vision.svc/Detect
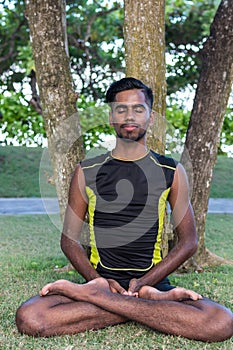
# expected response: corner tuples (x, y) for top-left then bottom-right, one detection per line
(111, 138), (148, 161)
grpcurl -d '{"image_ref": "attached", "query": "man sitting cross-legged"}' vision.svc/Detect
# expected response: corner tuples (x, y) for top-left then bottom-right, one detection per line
(16, 78), (233, 342)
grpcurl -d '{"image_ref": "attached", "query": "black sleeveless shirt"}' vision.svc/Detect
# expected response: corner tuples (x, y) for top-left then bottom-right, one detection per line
(81, 150), (177, 283)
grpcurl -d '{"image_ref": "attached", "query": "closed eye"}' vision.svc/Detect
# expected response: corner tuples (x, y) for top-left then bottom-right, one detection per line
(115, 105), (127, 114)
(133, 105), (146, 113)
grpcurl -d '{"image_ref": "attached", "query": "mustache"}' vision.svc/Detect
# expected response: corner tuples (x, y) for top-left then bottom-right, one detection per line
(116, 123), (140, 128)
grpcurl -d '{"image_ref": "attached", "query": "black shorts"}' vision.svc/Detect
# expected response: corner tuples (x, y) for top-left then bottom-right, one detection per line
(118, 277), (175, 291)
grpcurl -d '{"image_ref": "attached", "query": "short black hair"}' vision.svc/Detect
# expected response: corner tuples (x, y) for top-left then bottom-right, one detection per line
(106, 77), (153, 109)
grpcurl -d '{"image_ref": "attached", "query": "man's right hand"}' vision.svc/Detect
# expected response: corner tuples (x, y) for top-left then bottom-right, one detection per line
(107, 279), (128, 295)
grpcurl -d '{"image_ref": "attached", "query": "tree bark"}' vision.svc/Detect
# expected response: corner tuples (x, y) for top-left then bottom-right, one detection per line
(123, 0), (173, 257)
(181, 0), (233, 268)
(124, 0), (166, 153)
(25, 0), (85, 219)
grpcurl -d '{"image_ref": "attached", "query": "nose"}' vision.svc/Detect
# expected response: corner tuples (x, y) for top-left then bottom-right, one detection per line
(125, 106), (135, 121)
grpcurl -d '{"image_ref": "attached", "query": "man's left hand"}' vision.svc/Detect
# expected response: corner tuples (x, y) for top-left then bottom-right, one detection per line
(128, 278), (145, 296)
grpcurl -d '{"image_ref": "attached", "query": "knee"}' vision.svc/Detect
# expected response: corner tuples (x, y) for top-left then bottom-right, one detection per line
(205, 304), (233, 342)
(16, 298), (46, 337)
(215, 307), (233, 341)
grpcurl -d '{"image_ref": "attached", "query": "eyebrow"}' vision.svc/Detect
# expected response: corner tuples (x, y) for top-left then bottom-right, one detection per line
(114, 104), (127, 109)
(114, 103), (146, 109)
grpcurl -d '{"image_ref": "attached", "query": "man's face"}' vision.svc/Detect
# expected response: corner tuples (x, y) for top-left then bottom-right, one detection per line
(109, 89), (153, 142)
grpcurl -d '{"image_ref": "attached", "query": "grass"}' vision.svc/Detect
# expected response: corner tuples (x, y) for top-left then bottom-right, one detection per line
(0, 146), (232, 198)
(0, 146), (232, 348)
(205, 214), (233, 259)
(0, 213), (232, 349)
(210, 155), (233, 198)
(0, 146), (56, 197)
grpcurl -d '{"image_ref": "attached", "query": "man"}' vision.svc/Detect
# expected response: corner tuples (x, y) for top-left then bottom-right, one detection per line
(16, 77), (233, 342)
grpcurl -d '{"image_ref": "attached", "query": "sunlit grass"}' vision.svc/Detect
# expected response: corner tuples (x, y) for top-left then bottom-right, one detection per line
(0, 214), (232, 349)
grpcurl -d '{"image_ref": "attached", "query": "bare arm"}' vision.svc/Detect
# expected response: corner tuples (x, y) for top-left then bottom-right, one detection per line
(61, 164), (100, 281)
(129, 163), (198, 293)
(61, 165), (127, 294)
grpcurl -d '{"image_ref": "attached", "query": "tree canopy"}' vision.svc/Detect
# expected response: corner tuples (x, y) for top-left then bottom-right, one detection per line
(0, 0), (232, 151)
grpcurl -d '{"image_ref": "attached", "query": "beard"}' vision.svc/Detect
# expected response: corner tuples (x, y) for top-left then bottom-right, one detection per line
(116, 128), (147, 142)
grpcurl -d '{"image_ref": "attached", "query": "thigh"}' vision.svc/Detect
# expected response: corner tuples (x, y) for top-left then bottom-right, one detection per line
(16, 294), (127, 336)
(182, 296), (229, 311)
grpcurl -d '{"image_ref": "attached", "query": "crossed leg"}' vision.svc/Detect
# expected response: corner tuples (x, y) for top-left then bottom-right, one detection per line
(16, 293), (127, 337)
(16, 278), (233, 342)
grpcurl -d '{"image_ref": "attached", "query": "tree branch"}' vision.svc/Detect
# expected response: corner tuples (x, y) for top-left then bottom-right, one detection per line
(0, 17), (26, 64)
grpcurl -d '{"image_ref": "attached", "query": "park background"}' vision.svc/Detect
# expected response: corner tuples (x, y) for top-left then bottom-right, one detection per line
(0, 0), (233, 349)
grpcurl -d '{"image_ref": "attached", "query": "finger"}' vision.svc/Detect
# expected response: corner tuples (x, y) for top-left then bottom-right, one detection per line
(191, 293), (203, 300)
(40, 283), (52, 296)
(128, 278), (142, 294)
(112, 282), (127, 295)
(109, 286), (117, 293)
(187, 290), (203, 300)
(118, 286), (128, 295)
(108, 280), (127, 295)
(122, 291), (129, 296)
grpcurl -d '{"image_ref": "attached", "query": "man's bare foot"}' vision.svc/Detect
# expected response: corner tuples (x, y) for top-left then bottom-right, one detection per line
(40, 278), (111, 301)
(138, 286), (203, 301)
(40, 279), (76, 297)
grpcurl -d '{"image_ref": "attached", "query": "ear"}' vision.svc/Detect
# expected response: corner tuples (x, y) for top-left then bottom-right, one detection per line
(109, 111), (114, 126)
(149, 110), (155, 126)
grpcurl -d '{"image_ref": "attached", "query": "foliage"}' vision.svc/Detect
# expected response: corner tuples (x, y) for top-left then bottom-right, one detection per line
(66, 0), (124, 100)
(0, 91), (45, 145)
(0, 0), (232, 154)
(0, 0), (123, 147)
(165, 0), (221, 94)
(0, 0), (29, 88)
(0, 90), (113, 148)
(78, 95), (115, 149)
(165, 102), (191, 153)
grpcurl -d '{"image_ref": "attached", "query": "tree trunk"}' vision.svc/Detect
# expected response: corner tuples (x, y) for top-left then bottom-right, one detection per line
(181, 0), (233, 268)
(25, 0), (85, 220)
(123, 0), (173, 257)
(124, 0), (166, 153)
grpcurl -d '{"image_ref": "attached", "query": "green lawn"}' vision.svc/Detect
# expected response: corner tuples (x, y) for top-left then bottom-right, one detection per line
(0, 146), (56, 197)
(210, 155), (233, 198)
(0, 146), (232, 198)
(0, 214), (232, 349)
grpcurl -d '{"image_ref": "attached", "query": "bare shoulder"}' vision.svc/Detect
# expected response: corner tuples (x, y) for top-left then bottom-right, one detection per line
(63, 164), (88, 238)
(69, 164), (86, 198)
(65, 164), (88, 219)
(169, 163), (190, 209)
(171, 163), (189, 193)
